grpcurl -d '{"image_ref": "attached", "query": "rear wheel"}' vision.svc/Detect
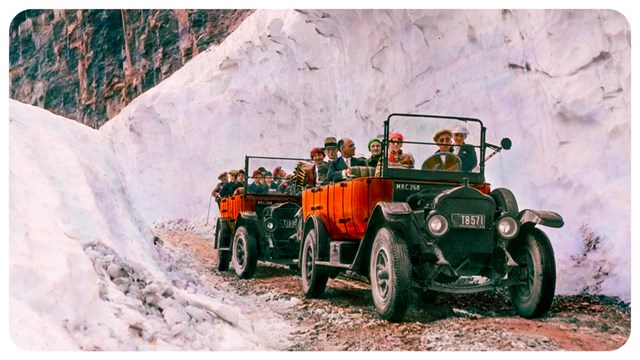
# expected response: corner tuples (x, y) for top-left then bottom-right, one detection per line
(232, 226), (258, 279)
(370, 227), (411, 322)
(301, 228), (328, 298)
(508, 228), (556, 318)
(215, 222), (230, 272)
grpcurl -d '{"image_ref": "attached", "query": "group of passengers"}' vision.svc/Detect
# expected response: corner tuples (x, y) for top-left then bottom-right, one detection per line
(212, 126), (478, 201)
(212, 169), (246, 205)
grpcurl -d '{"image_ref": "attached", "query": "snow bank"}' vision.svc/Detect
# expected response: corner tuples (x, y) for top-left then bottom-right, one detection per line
(102, 9), (630, 300)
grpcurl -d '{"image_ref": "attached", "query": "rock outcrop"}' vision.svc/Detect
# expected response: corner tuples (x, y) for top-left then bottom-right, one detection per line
(9, 9), (253, 128)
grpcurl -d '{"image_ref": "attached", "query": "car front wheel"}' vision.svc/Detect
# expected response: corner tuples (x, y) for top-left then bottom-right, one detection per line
(508, 228), (556, 318)
(232, 226), (258, 279)
(301, 228), (328, 298)
(370, 226), (411, 322)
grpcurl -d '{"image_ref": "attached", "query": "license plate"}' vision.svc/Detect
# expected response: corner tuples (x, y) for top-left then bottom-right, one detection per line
(451, 213), (486, 229)
(280, 219), (297, 228)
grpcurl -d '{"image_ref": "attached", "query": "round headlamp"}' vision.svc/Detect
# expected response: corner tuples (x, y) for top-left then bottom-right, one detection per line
(426, 213), (449, 237)
(497, 215), (519, 239)
(265, 218), (277, 232)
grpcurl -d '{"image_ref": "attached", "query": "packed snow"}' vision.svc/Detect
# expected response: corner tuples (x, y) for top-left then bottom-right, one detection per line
(6, 8), (635, 352)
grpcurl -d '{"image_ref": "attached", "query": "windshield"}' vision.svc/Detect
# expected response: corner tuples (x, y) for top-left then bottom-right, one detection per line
(244, 156), (308, 196)
(382, 114), (486, 182)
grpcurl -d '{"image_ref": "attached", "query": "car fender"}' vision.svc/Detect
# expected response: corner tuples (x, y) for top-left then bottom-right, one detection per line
(299, 214), (331, 262)
(353, 202), (420, 274)
(236, 211), (262, 242)
(214, 218), (232, 249)
(518, 209), (564, 229)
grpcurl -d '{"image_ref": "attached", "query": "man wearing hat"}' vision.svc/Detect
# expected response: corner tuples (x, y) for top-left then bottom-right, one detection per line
(219, 170), (238, 198)
(319, 136), (339, 185)
(451, 125), (477, 172)
(212, 171), (228, 205)
(248, 169), (268, 194)
(433, 129), (453, 154)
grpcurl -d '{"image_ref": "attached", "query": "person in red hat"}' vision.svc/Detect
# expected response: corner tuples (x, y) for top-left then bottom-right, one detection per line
(307, 146), (327, 186)
(211, 171), (228, 205)
(388, 132), (415, 168)
(272, 166), (287, 187)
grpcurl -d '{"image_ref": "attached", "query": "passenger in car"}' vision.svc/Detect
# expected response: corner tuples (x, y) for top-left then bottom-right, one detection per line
(248, 169), (268, 194)
(307, 146), (327, 186)
(264, 171), (279, 193)
(220, 170), (238, 198)
(366, 138), (383, 168)
(232, 169), (246, 195)
(272, 166), (287, 187)
(433, 129), (454, 153)
(451, 125), (478, 172)
(320, 136), (339, 184)
(388, 132), (415, 168)
(327, 138), (367, 182)
(278, 174), (301, 195)
(212, 171), (228, 205)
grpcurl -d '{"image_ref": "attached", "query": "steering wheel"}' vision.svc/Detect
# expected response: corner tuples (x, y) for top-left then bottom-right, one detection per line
(422, 153), (462, 171)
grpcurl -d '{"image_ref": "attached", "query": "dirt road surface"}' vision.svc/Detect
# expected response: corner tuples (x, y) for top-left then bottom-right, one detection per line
(155, 224), (631, 351)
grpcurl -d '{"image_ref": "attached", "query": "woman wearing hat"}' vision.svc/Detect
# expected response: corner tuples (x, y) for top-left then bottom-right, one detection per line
(388, 132), (415, 168)
(366, 138), (383, 168)
(307, 146), (327, 186)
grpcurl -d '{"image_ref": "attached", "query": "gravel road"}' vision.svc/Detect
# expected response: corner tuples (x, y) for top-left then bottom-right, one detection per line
(154, 223), (631, 351)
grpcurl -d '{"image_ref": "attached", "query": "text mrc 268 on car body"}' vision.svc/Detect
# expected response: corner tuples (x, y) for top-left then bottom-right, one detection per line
(298, 114), (564, 322)
(214, 156), (306, 279)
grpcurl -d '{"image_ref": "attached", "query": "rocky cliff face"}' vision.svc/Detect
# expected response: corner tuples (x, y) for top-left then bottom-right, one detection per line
(9, 9), (253, 128)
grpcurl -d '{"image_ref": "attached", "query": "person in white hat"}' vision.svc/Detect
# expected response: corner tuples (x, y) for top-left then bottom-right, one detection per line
(451, 125), (477, 172)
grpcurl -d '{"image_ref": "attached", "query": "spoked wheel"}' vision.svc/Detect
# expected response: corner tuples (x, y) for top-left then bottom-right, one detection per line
(232, 226), (258, 279)
(300, 228), (328, 298)
(370, 227), (411, 322)
(508, 228), (556, 318)
(215, 221), (230, 272)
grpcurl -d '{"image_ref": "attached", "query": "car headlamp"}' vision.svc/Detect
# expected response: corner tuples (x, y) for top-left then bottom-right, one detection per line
(426, 213), (449, 237)
(496, 215), (519, 239)
(265, 218), (277, 232)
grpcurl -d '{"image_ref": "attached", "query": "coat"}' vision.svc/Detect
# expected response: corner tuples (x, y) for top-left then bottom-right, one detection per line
(455, 143), (478, 172)
(327, 156), (366, 182)
(307, 162), (328, 187)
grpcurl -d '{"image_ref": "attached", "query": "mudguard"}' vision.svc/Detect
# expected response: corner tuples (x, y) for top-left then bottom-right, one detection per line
(236, 211), (262, 239)
(300, 214), (331, 262)
(214, 218), (232, 249)
(518, 209), (564, 228)
(352, 202), (422, 274)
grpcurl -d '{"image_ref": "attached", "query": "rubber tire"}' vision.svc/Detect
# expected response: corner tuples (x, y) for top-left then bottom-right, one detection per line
(370, 227), (411, 322)
(215, 222), (230, 272)
(232, 226), (258, 279)
(217, 249), (231, 272)
(300, 228), (328, 298)
(490, 188), (519, 215)
(508, 228), (556, 318)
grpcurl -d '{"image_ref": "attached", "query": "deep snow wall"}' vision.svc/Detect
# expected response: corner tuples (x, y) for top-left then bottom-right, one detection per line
(100, 9), (631, 301)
